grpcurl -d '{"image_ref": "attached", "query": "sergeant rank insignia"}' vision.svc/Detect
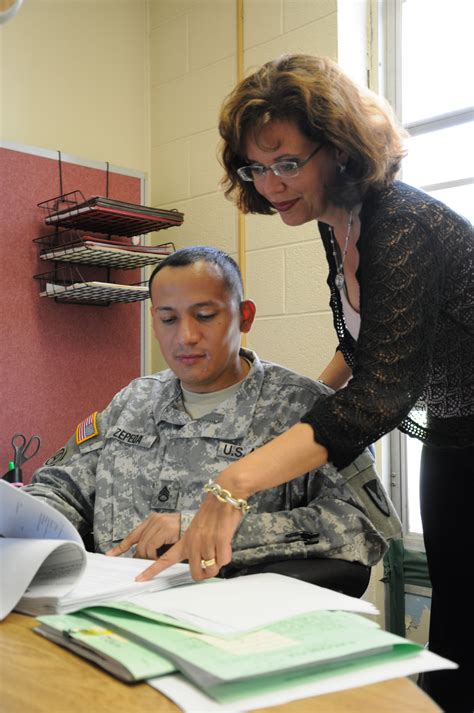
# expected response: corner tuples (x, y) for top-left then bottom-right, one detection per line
(76, 412), (99, 445)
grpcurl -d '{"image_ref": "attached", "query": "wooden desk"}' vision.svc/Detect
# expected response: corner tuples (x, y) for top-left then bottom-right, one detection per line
(0, 613), (439, 713)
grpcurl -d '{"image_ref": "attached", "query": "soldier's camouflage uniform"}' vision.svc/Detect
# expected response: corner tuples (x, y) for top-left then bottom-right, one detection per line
(25, 349), (400, 567)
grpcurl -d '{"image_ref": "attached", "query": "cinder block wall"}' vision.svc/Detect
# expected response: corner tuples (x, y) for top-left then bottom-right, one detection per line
(0, 0), (149, 172)
(148, 0), (385, 623)
(148, 0), (340, 378)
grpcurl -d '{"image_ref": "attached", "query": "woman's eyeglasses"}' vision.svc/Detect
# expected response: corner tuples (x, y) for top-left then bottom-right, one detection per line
(237, 143), (324, 182)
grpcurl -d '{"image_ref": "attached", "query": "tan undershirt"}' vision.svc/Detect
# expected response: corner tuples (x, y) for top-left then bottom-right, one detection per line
(181, 357), (252, 420)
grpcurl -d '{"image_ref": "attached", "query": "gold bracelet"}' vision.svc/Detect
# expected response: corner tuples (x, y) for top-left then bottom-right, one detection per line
(203, 479), (251, 514)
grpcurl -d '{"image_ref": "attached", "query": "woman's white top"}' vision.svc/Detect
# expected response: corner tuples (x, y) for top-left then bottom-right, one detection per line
(339, 286), (361, 341)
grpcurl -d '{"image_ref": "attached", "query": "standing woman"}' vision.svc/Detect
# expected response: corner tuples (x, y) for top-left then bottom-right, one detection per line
(141, 55), (473, 711)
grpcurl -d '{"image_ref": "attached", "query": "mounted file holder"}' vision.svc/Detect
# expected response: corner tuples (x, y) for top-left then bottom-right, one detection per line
(34, 187), (182, 306)
(33, 265), (150, 306)
(38, 191), (184, 236)
(34, 230), (175, 270)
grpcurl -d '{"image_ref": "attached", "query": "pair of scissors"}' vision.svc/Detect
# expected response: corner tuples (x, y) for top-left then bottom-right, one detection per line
(9, 433), (42, 483)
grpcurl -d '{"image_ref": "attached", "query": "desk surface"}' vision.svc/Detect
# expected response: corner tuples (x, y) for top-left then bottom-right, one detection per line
(0, 613), (439, 713)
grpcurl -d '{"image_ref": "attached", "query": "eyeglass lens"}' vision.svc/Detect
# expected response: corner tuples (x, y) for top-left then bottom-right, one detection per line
(238, 143), (323, 182)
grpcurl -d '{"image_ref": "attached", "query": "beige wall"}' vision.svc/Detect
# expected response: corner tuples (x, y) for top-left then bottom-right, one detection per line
(0, 0), (149, 173)
(148, 0), (384, 621)
(0, 0), (365, 383)
(0, 0), (372, 416)
(148, 0), (341, 377)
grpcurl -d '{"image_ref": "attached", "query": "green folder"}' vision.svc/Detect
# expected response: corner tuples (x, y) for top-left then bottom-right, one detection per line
(79, 606), (422, 698)
(35, 611), (175, 682)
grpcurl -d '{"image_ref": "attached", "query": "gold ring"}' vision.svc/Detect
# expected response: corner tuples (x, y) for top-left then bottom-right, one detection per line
(200, 558), (216, 569)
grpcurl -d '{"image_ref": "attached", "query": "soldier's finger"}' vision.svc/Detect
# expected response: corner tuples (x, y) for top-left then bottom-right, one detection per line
(106, 522), (146, 556)
(135, 539), (185, 581)
(133, 521), (164, 559)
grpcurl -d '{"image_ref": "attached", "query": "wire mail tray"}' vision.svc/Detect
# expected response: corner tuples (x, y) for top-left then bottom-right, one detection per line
(34, 268), (150, 306)
(39, 281), (149, 304)
(38, 241), (173, 270)
(38, 191), (184, 237)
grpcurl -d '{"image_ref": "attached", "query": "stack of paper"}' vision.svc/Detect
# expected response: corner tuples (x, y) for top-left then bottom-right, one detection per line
(91, 573), (379, 635)
(4, 483), (455, 707)
(149, 649), (455, 712)
(33, 573), (457, 709)
(0, 481), (193, 620)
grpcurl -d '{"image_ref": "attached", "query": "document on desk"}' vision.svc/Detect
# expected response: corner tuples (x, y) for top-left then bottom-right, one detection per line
(35, 611), (176, 682)
(34, 600), (457, 707)
(84, 607), (419, 690)
(0, 481), (193, 620)
(99, 573), (379, 636)
(149, 649), (457, 712)
(18, 553), (193, 616)
(0, 479), (85, 620)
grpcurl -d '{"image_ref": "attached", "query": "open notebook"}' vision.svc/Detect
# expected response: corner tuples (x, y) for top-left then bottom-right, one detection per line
(0, 481), (192, 619)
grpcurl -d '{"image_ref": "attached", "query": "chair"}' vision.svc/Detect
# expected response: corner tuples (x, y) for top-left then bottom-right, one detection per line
(222, 558), (371, 598)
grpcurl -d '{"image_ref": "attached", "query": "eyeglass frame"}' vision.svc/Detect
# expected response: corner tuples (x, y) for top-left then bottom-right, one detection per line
(236, 143), (324, 182)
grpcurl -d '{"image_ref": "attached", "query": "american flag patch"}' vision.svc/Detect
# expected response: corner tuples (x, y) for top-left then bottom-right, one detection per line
(75, 411), (99, 445)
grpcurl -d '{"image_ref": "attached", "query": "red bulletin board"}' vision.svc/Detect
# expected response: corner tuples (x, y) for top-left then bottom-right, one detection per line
(0, 144), (145, 483)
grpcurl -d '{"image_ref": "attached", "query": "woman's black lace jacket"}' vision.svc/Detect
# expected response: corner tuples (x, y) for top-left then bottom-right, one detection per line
(301, 181), (473, 469)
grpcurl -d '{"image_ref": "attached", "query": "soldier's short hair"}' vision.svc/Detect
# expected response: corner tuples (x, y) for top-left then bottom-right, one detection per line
(148, 246), (244, 304)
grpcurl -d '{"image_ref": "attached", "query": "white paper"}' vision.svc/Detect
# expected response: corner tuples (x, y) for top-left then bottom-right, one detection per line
(0, 482), (87, 620)
(0, 538), (85, 620)
(149, 649), (456, 712)
(0, 482), (193, 618)
(17, 554), (193, 616)
(0, 480), (82, 543)
(122, 573), (378, 635)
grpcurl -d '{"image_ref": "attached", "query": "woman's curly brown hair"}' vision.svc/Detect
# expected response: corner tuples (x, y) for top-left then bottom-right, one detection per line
(218, 54), (407, 213)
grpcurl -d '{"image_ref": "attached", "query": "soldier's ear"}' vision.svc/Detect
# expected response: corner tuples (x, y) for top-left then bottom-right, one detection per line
(150, 304), (159, 341)
(239, 300), (256, 333)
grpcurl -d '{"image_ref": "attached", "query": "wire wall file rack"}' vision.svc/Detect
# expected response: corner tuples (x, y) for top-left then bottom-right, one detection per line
(34, 230), (175, 271)
(34, 189), (181, 306)
(38, 191), (184, 237)
(34, 266), (150, 306)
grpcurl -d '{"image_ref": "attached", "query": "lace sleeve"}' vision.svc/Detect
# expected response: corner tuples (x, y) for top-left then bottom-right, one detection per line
(303, 200), (444, 468)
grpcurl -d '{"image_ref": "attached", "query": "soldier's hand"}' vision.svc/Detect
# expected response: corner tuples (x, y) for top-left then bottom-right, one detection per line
(106, 512), (180, 560)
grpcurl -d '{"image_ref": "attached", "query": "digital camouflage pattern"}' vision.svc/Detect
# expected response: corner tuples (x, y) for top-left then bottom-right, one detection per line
(25, 350), (400, 567)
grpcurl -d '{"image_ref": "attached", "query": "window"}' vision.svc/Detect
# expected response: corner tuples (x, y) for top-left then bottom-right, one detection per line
(379, 0), (474, 547)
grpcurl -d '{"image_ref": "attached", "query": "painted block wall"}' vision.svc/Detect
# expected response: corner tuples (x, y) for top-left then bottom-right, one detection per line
(148, 0), (339, 378)
(0, 0), (149, 173)
(148, 0), (385, 623)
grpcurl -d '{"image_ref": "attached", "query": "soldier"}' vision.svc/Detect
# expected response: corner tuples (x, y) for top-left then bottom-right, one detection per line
(25, 246), (400, 576)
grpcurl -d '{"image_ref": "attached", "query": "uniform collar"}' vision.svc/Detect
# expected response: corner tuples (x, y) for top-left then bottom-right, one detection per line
(153, 348), (264, 438)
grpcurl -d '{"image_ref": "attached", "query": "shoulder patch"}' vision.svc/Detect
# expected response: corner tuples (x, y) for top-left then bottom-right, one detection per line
(363, 479), (390, 517)
(44, 447), (67, 466)
(75, 411), (99, 445)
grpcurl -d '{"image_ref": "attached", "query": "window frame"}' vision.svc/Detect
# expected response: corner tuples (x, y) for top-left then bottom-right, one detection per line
(371, 0), (473, 550)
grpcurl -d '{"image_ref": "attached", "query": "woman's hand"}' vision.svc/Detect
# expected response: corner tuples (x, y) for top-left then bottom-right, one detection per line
(135, 491), (243, 581)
